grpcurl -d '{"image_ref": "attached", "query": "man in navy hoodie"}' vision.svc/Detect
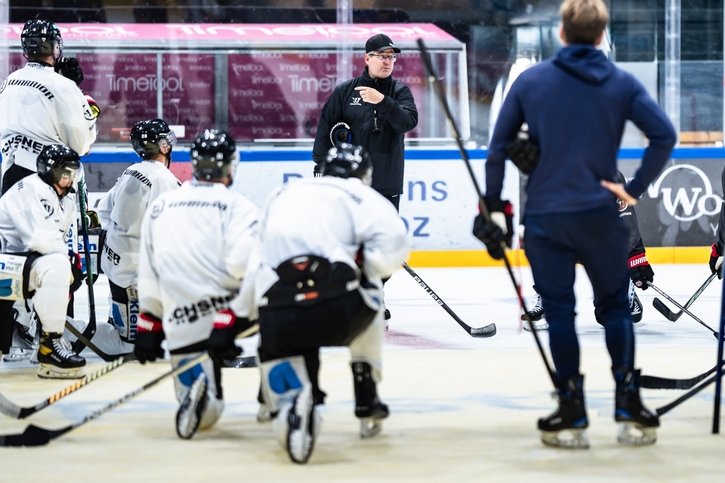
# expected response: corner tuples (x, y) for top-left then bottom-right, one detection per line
(474, 0), (676, 449)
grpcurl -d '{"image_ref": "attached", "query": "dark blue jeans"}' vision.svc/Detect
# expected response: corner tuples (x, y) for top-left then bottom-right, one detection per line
(524, 205), (634, 383)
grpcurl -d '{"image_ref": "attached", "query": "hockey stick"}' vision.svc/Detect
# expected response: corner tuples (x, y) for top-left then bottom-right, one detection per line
(417, 38), (557, 388)
(656, 370), (721, 417)
(71, 176), (97, 354)
(647, 282), (720, 339)
(401, 262), (496, 338)
(712, 276), (725, 433)
(641, 358), (725, 390)
(64, 319), (127, 362)
(0, 353), (208, 447)
(0, 355), (132, 419)
(652, 273), (716, 322)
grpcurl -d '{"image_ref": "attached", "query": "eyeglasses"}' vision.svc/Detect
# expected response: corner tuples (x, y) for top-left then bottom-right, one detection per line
(368, 53), (397, 62)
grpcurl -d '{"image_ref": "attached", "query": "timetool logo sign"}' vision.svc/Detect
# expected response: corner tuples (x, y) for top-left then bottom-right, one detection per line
(647, 164), (722, 222)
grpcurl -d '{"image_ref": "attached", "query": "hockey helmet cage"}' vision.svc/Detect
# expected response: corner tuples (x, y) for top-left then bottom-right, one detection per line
(21, 19), (62, 60)
(36, 144), (81, 192)
(322, 143), (372, 185)
(190, 129), (237, 181)
(130, 118), (176, 160)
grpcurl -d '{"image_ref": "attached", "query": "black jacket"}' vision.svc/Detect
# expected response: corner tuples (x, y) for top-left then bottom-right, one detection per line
(312, 68), (418, 196)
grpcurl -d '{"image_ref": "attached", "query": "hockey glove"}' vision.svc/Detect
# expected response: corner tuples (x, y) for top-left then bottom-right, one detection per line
(84, 93), (101, 120)
(69, 251), (85, 293)
(472, 199), (514, 260)
(134, 313), (165, 364)
(207, 309), (249, 362)
(710, 243), (724, 279)
(313, 162), (323, 178)
(628, 252), (654, 290)
(55, 56), (84, 85)
(506, 130), (539, 175)
(85, 209), (101, 229)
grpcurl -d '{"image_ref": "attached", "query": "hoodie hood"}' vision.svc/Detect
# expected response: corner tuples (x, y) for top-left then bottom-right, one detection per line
(553, 44), (614, 85)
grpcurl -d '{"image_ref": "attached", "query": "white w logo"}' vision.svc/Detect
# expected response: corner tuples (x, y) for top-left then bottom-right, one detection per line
(647, 164), (722, 222)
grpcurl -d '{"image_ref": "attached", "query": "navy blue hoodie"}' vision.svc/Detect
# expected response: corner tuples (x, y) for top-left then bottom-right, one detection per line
(485, 45), (676, 216)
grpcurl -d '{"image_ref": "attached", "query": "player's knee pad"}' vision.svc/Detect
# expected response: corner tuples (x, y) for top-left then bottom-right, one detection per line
(109, 282), (139, 342)
(171, 352), (221, 404)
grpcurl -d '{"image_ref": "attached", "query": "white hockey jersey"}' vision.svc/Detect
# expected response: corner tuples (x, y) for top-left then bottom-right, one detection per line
(138, 180), (259, 351)
(100, 160), (180, 287)
(233, 176), (410, 319)
(0, 62), (97, 174)
(0, 174), (75, 255)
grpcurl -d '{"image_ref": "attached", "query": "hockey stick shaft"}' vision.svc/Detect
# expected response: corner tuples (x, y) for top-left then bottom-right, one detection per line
(713, 277), (725, 433)
(647, 282), (720, 338)
(0, 353), (209, 447)
(65, 318), (125, 362)
(0, 355), (131, 419)
(653, 273), (716, 321)
(657, 373), (719, 417)
(416, 38), (556, 387)
(401, 262), (496, 337)
(72, 176), (97, 353)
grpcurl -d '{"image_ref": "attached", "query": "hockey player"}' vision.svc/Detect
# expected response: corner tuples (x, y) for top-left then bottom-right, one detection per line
(235, 143), (409, 464)
(0, 18), (98, 194)
(523, 171), (653, 329)
(97, 119), (180, 354)
(474, 0), (675, 448)
(0, 144), (86, 378)
(134, 129), (259, 440)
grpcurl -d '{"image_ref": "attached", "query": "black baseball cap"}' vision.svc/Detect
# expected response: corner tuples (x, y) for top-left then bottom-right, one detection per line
(365, 34), (401, 54)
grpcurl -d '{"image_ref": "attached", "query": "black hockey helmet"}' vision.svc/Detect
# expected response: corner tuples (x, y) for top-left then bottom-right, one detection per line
(190, 129), (237, 181)
(21, 19), (63, 60)
(322, 143), (372, 185)
(37, 144), (81, 195)
(130, 118), (176, 161)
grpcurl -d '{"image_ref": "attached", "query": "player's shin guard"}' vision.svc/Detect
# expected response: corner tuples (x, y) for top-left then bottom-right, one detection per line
(261, 356), (320, 464)
(538, 374), (589, 449)
(172, 353), (221, 440)
(613, 368), (659, 445)
(352, 361), (389, 438)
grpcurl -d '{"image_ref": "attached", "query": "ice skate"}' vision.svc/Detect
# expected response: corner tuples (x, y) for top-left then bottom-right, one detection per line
(538, 374), (589, 449)
(521, 291), (548, 330)
(4, 306), (39, 363)
(176, 373), (208, 439)
(37, 332), (86, 379)
(629, 291), (643, 323)
(614, 369), (659, 446)
(352, 361), (389, 438)
(278, 389), (319, 464)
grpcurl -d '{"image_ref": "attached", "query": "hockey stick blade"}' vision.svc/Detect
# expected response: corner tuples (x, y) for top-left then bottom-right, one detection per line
(0, 424), (72, 447)
(221, 355), (258, 368)
(469, 323), (497, 338)
(0, 355), (131, 419)
(652, 297), (678, 322)
(656, 373), (719, 417)
(641, 359), (724, 390)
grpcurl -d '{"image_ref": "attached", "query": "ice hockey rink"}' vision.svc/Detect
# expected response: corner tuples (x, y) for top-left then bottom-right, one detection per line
(2, 263), (725, 482)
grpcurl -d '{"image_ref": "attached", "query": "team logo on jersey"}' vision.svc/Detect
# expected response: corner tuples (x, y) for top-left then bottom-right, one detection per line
(39, 198), (54, 219)
(617, 198), (629, 212)
(349, 97), (362, 106)
(149, 199), (165, 219)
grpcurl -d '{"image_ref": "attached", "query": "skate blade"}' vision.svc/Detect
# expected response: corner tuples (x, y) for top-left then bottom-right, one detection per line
(541, 429), (589, 449)
(617, 423), (657, 446)
(360, 417), (383, 439)
(37, 364), (84, 379)
(523, 321), (549, 332)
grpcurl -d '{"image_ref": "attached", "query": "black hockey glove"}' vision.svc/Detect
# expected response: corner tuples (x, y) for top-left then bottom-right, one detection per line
(208, 309), (256, 362)
(329, 122), (352, 148)
(55, 57), (84, 85)
(506, 130), (539, 175)
(628, 252), (654, 290)
(134, 313), (166, 364)
(313, 162), (323, 178)
(472, 199), (514, 260)
(710, 243), (723, 279)
(69, 251), (85, 293)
